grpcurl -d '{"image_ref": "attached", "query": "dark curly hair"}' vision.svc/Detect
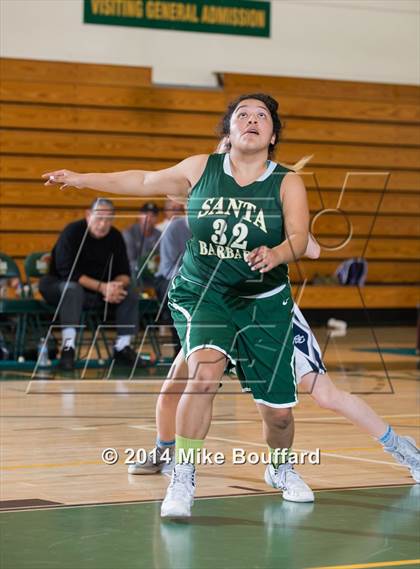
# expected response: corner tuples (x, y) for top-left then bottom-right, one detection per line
(217, 93), (283, 159)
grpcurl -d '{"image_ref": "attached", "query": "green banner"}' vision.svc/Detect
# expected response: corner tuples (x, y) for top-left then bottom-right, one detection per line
(84, 0), (270, 37)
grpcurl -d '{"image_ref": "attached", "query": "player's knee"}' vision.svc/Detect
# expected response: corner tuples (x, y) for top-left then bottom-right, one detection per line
(313, 383), (340, 411)
(274, 415), (293, 430)
(188, 365), (220, 394)
(190, 381), (218, 395)
(266, 408), (293, 430)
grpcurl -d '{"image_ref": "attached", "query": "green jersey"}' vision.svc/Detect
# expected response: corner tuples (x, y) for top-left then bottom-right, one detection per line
(180, 153), (292, 296)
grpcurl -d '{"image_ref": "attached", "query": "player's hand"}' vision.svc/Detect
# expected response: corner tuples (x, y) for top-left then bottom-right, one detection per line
(42, 169), (83, 190)
(246, 246), (282, 273)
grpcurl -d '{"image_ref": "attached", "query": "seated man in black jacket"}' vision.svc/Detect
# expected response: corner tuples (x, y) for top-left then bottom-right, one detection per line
(40, 198), (142, 370)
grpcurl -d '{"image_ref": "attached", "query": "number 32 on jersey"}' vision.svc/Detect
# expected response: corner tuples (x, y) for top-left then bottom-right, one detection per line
(211, 219), (248, 250)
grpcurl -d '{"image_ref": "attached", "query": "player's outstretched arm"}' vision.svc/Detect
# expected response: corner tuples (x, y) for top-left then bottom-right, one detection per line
(42, 154), (209, 198)
(304, 233), (321, 259)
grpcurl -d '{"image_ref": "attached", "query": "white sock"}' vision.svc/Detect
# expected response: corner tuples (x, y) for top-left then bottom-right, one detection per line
(62, 327), (76, 349)
(115, 335), (131, 352)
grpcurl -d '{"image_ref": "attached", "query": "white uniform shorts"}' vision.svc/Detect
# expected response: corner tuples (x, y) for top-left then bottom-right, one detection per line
(293, 304), (327, 382)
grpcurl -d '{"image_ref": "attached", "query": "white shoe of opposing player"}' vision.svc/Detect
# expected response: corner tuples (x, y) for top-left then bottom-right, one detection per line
(128, 447), (174, 476)
(265, 463), (314, 503)
(384, 436), (420, 483)
(161, 463), (196, 518)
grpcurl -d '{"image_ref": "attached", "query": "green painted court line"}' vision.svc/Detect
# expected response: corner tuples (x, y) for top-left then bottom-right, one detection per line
(353, 348), (417, 357)
(1, 486), (418, 569)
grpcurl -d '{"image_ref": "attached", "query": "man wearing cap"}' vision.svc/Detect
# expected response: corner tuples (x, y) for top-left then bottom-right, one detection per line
(123, 202), (161, 287)
(39, 198), (142, 371)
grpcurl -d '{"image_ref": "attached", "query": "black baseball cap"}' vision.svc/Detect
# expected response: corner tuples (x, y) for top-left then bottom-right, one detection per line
(139, 202), (159, 214)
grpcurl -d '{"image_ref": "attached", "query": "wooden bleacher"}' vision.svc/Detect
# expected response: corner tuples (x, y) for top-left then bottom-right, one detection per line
(0, 58), (419, 309)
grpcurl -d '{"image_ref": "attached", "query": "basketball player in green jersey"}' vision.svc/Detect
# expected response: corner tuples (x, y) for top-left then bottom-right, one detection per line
(45, 93), (313, 517)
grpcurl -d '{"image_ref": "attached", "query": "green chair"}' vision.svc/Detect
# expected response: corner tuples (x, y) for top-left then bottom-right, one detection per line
(0, 253), (26, 359)
(24, 251), (52, 297)
(22, 252), (58, 360)
(0, 253), (22, 283)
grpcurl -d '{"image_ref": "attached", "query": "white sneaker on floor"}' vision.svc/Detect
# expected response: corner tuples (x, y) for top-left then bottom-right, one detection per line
(161, 463), (196, 517)
(264, 463), (314, 503)
(384, 436), (420, 483)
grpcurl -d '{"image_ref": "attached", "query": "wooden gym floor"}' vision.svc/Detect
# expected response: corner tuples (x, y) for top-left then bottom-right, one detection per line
(1, 326), (419, 569)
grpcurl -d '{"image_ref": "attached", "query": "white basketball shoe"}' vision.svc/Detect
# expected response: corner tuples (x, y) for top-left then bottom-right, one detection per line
(384, 436), (420, 483)
(265, 463), (314, 502)
(161, 463), (196, 517)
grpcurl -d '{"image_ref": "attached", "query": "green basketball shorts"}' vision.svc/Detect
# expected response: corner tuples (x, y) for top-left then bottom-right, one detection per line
(168, 275), (297, 408)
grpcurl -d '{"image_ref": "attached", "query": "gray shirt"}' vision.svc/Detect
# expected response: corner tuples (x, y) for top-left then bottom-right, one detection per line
(122, 223), (161, 275)
(156, 217), (191, 280)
